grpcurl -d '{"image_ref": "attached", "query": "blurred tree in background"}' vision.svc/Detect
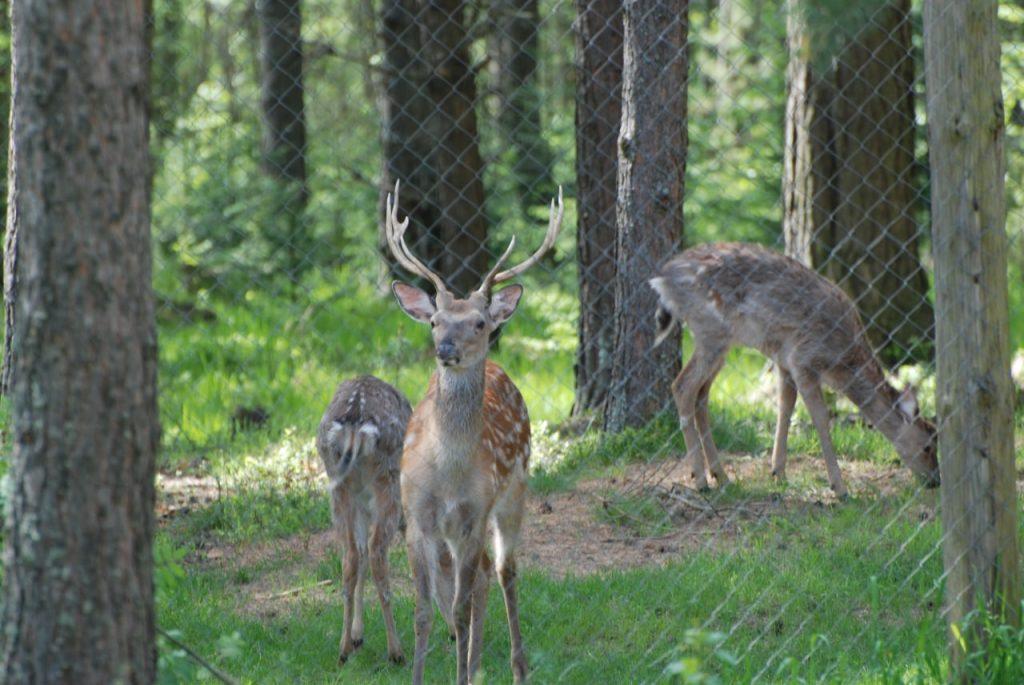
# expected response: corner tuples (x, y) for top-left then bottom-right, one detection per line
(783, 0), (934, 366)
(0, 0), (1021, 448)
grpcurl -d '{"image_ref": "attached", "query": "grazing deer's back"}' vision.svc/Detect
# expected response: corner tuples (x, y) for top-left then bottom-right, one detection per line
(658, 242), (873, 373)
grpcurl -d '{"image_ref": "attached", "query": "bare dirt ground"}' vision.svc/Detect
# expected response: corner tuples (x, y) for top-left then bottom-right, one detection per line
(158, 453), (939, 618)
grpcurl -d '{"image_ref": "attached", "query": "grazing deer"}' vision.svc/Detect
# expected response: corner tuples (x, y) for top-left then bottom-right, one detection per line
(385, 180), (562, 684)
(649, 242), (940, 497)
(316, 375), (412, 665)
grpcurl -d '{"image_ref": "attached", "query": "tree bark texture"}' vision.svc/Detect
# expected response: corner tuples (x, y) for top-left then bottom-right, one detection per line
(3, 135), (16, 397)
(420, 0), (489, 297)
(604, 0), (687, 432)
(924, 0), (1021, 675)
(572, 0), (622, 419)
(2, 2), (14, 396)
(380, 0), (489, 297)
(379, 0), (448, 293)
(493, 0), (555, 210)
(256, 0), (308, 280)
(0, 1), (159, 682)
(783, 0), (933, 366)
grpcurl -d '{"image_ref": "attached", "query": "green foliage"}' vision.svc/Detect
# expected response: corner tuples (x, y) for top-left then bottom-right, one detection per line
(950, 602), (1024, 683)
(663, 629), (738, 684)
(157, 472), (955, 683)
(157, 274), (576, 463)
(168, 486), (329, 546)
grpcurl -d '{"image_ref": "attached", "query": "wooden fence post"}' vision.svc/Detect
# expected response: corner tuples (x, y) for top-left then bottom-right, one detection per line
(923, 0), (1021, 675)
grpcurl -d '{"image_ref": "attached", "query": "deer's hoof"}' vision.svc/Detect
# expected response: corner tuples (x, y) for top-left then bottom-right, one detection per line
(389, 649), (406, 665)
(770, 469), (786, 481)
(352, 638), (364, 649)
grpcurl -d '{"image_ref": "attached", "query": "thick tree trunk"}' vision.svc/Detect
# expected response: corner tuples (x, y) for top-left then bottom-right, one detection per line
(420, 0), (489, 297)
(379, 0), (444, 290)
(256, 0), (308, 281)
(572, 0), (622, 419)
(493, 0), (555, 210)
(604, 0), (687, 432)
(783, 0), (933, 366)
(0, 1), (159, 682)
(924, 0), (1021, 676)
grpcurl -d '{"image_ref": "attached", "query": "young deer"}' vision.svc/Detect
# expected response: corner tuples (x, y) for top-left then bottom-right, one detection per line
(650, 242), (940, 497)
(316, 375), (412, 665)
(386, 180), (562, 685)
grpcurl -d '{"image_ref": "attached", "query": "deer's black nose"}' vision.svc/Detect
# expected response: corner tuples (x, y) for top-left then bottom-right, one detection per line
(437, 341), (458, 362)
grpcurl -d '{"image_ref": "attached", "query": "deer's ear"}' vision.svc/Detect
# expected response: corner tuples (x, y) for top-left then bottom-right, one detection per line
(489, 284), (523, 325)
(392, 281), (436, 323)
(897, 386), (919, 421)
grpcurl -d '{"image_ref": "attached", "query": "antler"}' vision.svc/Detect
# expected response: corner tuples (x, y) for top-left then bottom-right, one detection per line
(385, 179), (450, 296)
(475, 186), (564, 295)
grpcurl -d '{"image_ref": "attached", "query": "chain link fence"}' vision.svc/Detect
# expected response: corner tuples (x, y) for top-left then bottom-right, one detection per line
(150, 0), (1023, 681)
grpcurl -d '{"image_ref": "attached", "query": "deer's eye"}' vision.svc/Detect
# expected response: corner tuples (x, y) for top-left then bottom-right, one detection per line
(430, 320), (437, 328)
(475, 320), (486, 331)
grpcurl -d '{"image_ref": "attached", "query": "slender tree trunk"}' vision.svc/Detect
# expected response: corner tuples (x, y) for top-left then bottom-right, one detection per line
(604, 0), (687, 432)
(783, 0), (933, 366)
(572, 0), (622, 419)
(420, 0), (489, 297)
(924, 0), (1021, 676)
(0, 0), (159, 681)
(493, 0), (555, 210)
(379, 0), (444, 291)
(255, 0), (308, 281)
(2, 130), (16, 398)
(1, 2), (14, 396)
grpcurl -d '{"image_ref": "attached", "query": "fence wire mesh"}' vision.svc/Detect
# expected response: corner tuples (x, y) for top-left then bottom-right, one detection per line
(148, 0), (1024, 682)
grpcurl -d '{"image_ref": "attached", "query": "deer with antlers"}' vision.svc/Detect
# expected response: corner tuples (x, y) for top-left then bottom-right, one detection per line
(385, 180), (562, 684)
(649, 242), (940, 497)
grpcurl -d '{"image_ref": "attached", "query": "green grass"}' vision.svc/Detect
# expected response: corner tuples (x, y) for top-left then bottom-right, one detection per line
(156, 272), (577, 467)
(157, 483), (956, 684)
(115, 273), (1024, 683)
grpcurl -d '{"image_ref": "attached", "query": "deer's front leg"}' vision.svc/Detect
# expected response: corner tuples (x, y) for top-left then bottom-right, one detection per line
(454, 545), (484, 685)
(771, 367), (797, 481)
(795, 375), (848, 498)
(407, 536), (434, 685)
(468, 550), (492, 679)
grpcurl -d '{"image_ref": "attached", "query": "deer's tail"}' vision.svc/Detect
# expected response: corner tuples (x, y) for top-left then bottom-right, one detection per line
(648, 276), (680, 348)
(325, 421), (380, 485)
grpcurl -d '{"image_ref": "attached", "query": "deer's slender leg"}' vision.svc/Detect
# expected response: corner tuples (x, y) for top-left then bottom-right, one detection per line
(672, 343), (727, 489)
(771, 366), (798, 480)
(493, 485), (528, 682)
(794, 374), (848, 498)
(352, 527), (367, 647)
(694, 357), (728, 484)
(333, 490), (362, 664)
(409, 535), (434, 685)
(468, 550), (492, 680)
(432, 542), (457, 640)
(454, 544), (484, 685)
(370, 479), (404, 664)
